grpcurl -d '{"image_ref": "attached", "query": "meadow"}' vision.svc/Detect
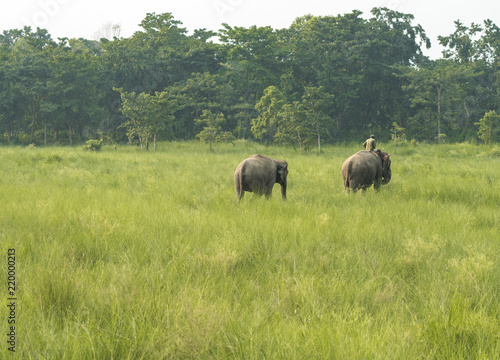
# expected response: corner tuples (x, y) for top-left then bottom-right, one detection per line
(1, 141), (499, 359)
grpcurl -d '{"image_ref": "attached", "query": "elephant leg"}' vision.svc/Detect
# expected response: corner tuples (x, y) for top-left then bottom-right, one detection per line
(281, 184), (287, 200)
(264, 181), (274, 199)
(264, 188), (273, 199)
(344, 181), (351, 192)
(350, 180), (359, 193)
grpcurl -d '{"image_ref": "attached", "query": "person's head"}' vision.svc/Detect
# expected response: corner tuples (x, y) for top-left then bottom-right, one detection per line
(370, 134), (375, 139)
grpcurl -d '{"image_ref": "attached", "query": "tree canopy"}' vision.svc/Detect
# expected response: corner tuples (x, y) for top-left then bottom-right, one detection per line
(1, 9), (499, 147)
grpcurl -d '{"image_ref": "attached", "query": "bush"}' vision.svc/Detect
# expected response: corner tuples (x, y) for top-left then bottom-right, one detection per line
(82, 139), (103, 152)
(489, 145), (500, 157)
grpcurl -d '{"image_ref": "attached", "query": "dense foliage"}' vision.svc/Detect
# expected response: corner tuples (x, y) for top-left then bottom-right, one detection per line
(1, 8), (500, 146)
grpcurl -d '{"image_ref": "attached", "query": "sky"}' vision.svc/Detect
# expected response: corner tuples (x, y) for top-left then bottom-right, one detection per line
(1, 0), (500, 59)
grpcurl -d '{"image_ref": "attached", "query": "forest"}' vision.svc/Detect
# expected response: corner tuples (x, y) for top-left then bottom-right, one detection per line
(1, 7), (499, 148)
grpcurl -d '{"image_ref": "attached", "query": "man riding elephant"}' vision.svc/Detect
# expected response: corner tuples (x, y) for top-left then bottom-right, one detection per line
(363, 134), (376, 151)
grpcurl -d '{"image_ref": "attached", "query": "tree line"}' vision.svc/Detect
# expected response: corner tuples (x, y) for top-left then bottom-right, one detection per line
(1, 8), (499, 149)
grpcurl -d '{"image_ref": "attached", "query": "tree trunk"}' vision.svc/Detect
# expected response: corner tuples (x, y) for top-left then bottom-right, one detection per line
(31, 114), (36, 143)
(317, 127), (321, 154)
(68, 125), (73, 146)
(336, 98), (345, 130)
(337, 111), (343, 130)
(243, 106), (248, 139)
(7, 121), (12, 143)
(437, 85), (442, 143)
(464, 100), (471, 129)
(241, 69), (250, 140)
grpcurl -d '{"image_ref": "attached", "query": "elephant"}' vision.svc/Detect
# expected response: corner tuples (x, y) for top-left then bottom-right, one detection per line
(234, 154), (288, 202)
(341, 150), (391, 192)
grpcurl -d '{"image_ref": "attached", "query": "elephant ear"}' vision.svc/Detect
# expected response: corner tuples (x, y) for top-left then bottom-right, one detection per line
(276, 162), (288, 182)
(277, 161), (288, 171)
(383, 154), (391, 169)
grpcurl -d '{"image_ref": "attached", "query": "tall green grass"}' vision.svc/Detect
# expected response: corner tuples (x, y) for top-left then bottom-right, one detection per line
(1, 142), (499, 359)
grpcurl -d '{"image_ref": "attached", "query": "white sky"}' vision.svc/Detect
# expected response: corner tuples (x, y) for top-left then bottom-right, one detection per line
(1, 0), (500, 59)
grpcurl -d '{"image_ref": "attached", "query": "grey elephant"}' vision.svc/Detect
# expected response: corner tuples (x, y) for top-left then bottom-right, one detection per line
(234, 154), (288, 201)
(341, 150), (391, 192)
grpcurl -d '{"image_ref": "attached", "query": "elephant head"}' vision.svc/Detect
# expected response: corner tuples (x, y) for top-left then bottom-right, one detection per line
(275, 161), (288, 199)
(381, 152), (391, 184)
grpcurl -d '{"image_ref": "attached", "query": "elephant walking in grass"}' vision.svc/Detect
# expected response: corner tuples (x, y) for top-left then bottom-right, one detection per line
(342, 150), (391, 192)
(234, 154), (288, 202)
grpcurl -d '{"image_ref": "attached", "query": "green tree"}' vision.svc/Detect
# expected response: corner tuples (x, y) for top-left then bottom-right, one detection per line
(439, 21), (482, 64)
(50, 38), (104, 144)
(0, 28), (106, 145)
(301, 86), (333, 154)
(115, 88), (177, 150)
(401, 60), (475, 142)
(286, 13), (365, 132)
(477, 20), (500, 121)
(286, 9), (429, 138)
(363, 8), (430, 135)
(4, 28), (56, 143)
(277, 101), (310, 150)
(251, 86), (285, 144)
(0, 32), (19, 143)
(195, 110), (229, 150)
(218, 24), (288, 139)
(475, 110), (500, 144)
(2, 11), (500, 146)
(148, 90), (178, 149)
(392, 122), (406, 154)
(99, 13), (220, 141)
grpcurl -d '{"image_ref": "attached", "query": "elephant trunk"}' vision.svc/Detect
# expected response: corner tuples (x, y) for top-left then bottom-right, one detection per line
(382, 170), (391, 184)
(281, 181), (287, 200)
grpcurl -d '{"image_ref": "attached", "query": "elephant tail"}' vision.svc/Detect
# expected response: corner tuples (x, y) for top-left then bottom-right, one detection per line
(234, 169), (243, 201)
(343, 160), (353, 190)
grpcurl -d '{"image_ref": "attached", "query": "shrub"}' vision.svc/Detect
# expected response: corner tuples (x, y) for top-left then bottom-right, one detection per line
(83, 139), (103, 152)
(475, 110), (500, 144)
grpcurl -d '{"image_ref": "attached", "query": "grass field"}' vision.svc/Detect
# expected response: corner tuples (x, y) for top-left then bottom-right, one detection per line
(1, 141), (499, 359)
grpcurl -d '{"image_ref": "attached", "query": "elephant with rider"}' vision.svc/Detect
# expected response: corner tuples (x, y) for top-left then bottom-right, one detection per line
(342, 150), (391, 192)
